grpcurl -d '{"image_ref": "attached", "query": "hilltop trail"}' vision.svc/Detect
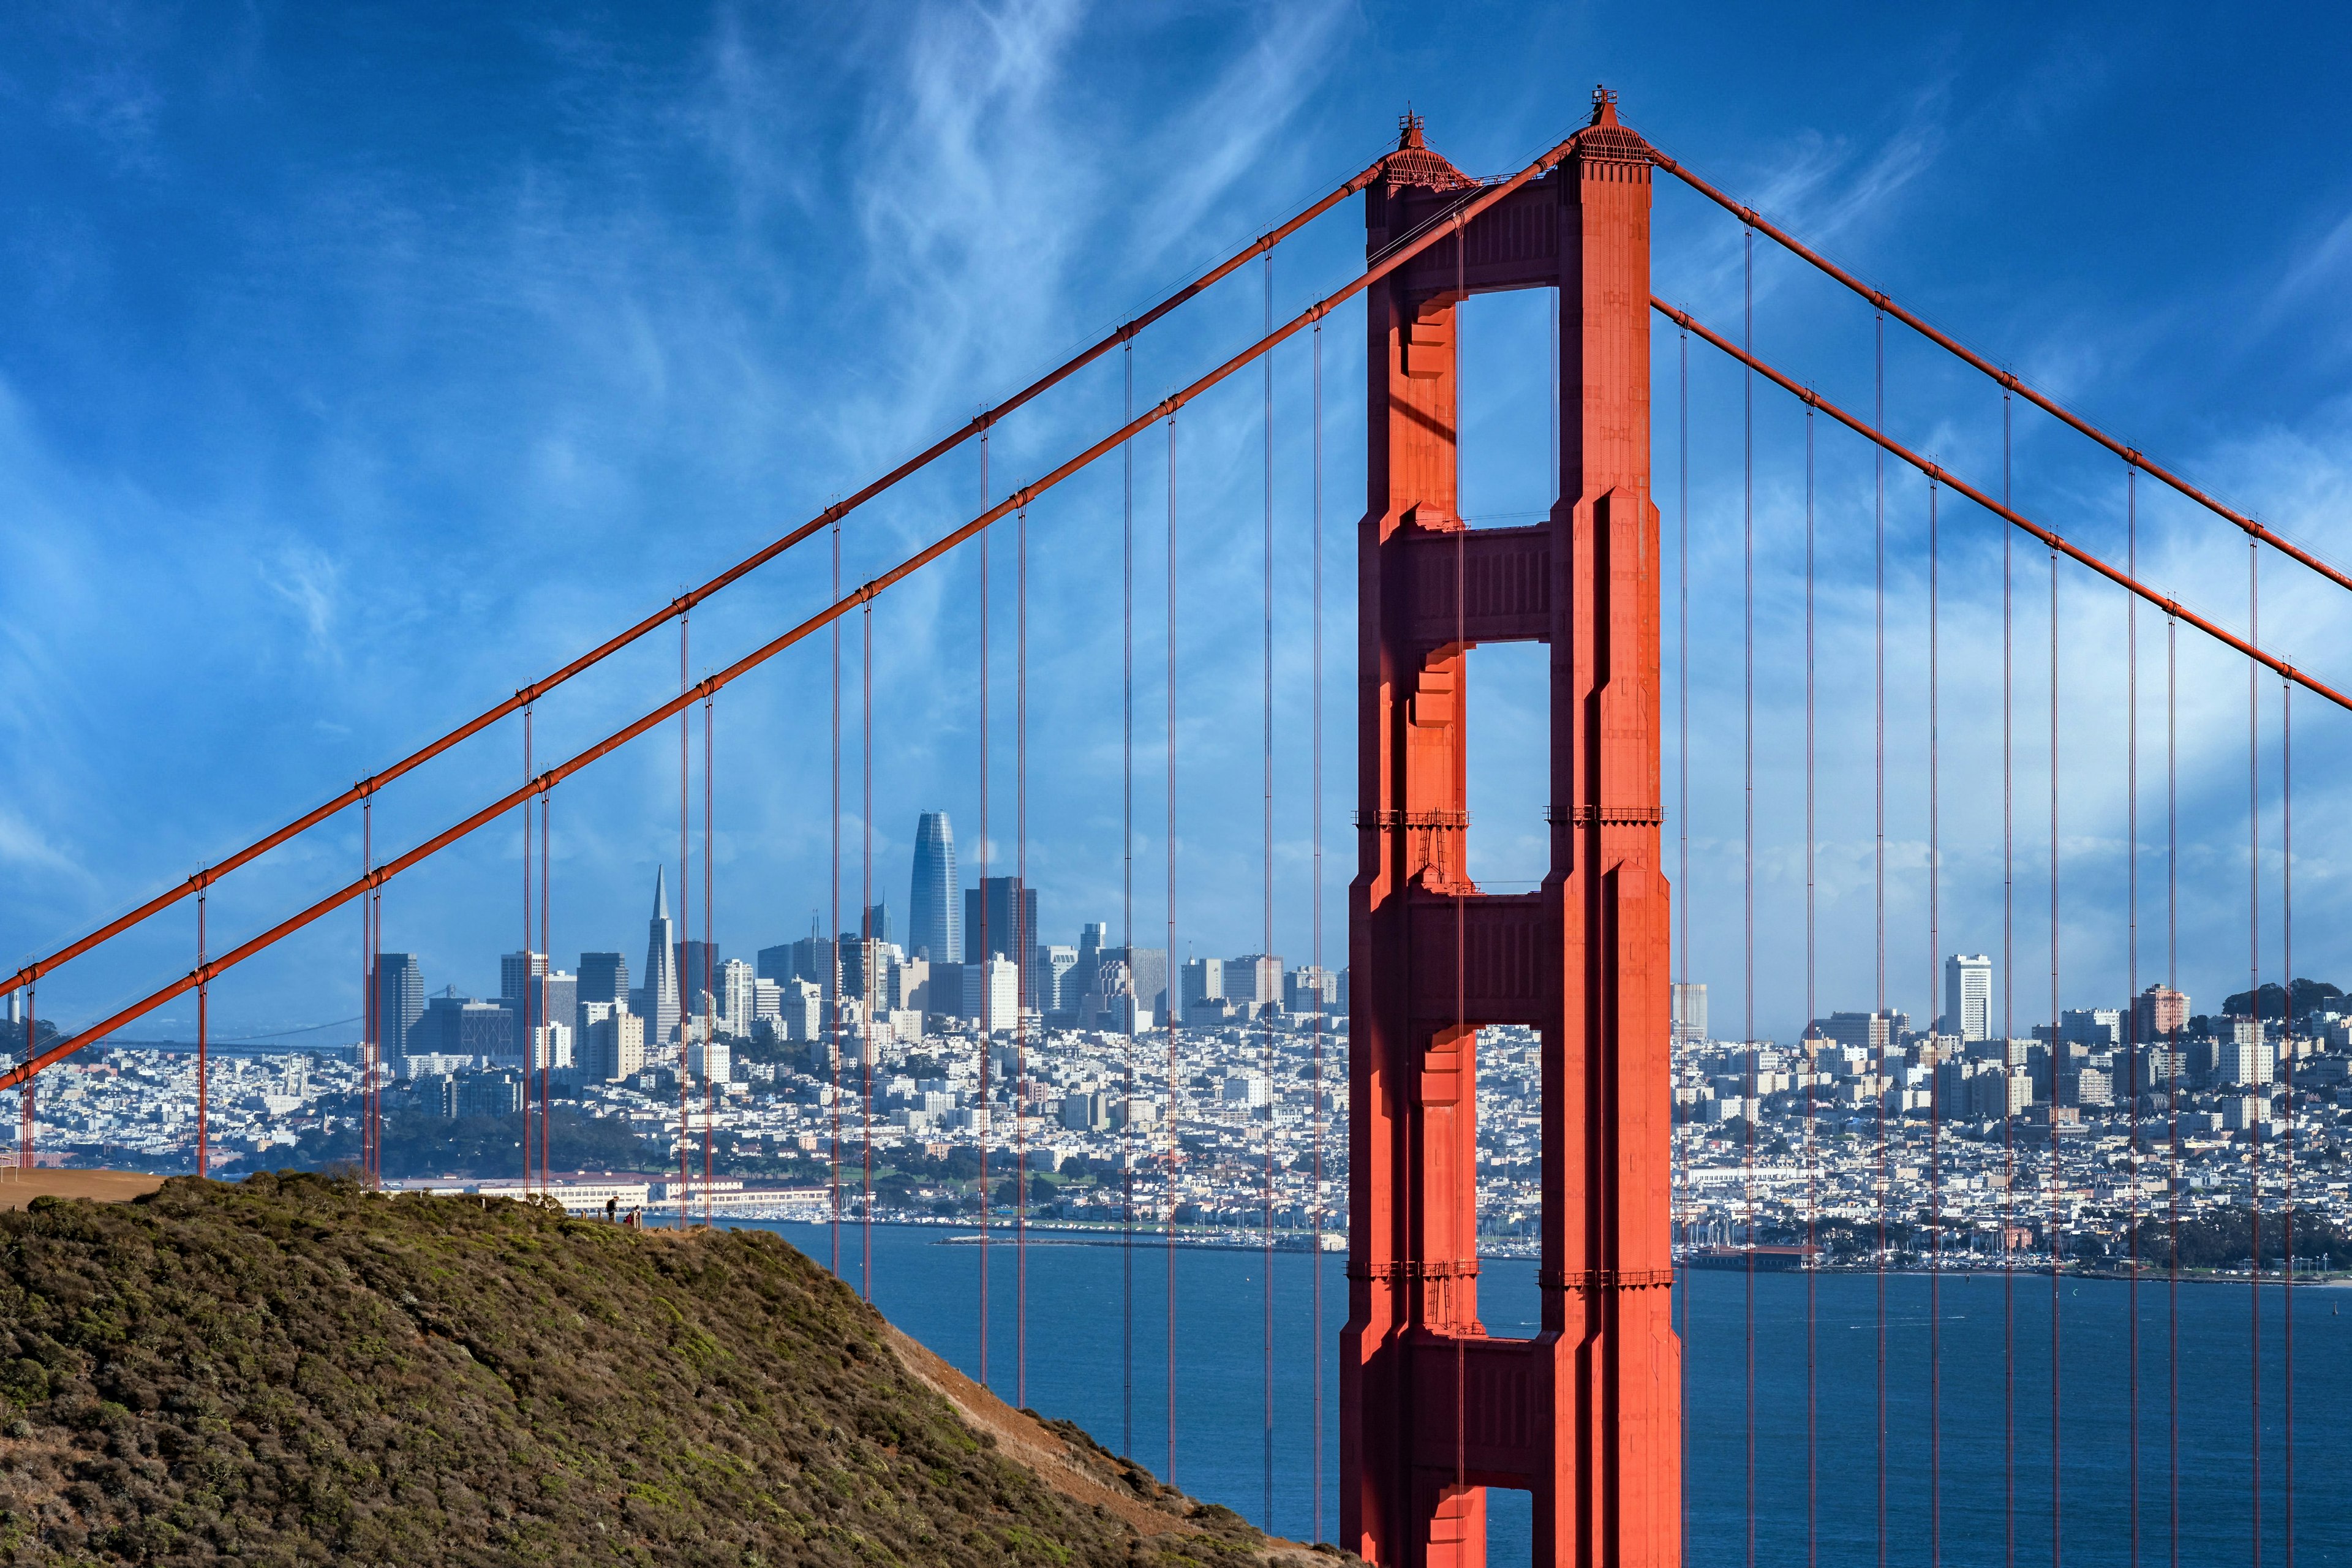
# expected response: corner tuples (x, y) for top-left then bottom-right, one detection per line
(0, 1172), (1335, 1567)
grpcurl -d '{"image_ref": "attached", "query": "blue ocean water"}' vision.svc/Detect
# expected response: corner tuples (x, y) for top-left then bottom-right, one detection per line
(736, 1221), (2349, 1566)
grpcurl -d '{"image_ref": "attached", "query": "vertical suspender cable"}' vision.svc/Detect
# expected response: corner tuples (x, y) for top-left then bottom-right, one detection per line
(1741, 224), (1757, 1568)
(2248, 538), (2262, 1568)
(1166, 410), (1180, 1485)
(831, 523), (844, 1265)
(1928, 475), (1942, 1568)
(358, 823), (368, 1182)
(2280, 671), (2294, 1568)
(862, 606), (874, 1295)
(680, 618), (693, 1231)
(543, 786), (553, 1189)
(1804, 404), (1819, 1568)
(18, 987), (29, 1174)
(979, 435), (992, 1386)
(1873, 307), (1888, 1568)
(1017, 501), (1030, 1405)
(1123, 343), (1137, 1461)
(704, 693), (716, 1229)
(1261, 246), (1276, 1539)
(2049, 537), (2062, 1566)
(524, 704), (535, 1189)
(198, 890), (209, 1179)
(1677, 323), (1694, 1551)
(1311, 317), (1327, 1545)
(2127, 463), (2141, 1568)
(2167, 603), (2180, 1568)
(2003, 388), (2017, 1568)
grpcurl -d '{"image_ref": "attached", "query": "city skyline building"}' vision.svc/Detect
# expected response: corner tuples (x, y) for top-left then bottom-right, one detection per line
(637, 868), (680, 1046)
(910, 810), (960, 963)
(578, 952), (628, 1010)
(1671, 981), (1708, 1044)
(965, 876), (1039, 1009)
(372, 952), (424, 1062)
(1945, 954), (1993, 1042)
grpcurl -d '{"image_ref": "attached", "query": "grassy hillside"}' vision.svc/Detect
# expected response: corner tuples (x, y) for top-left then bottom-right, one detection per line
(0, 1173), (1308, 1566)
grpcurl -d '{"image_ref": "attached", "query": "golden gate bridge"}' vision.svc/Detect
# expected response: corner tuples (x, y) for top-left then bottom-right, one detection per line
(0, 87), (2330, 1566)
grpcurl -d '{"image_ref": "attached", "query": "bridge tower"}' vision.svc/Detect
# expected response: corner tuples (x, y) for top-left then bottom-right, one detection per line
(1343, 90), (1679, 1567)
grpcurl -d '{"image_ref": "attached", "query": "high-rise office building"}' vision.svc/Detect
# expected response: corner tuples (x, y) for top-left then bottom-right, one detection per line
(863, 902), (892, 945)
(717, 959), (755, 1038)
(1945, 954), (1993, 1042)
(910, 811), (961, 963)
(1182, 957), (1225, 1011)
(578, 952), (628, 1011)
(372, 952), (424, 1061)
(1671, 982), (1707, 1044)
(1074, 921), (1110, 1004)
(1102, 946), (1169, 1020)
(1286, 965), (1339, 1014)
(1226, 954), (1283, 1011)
(965, 876), (1039, 1008)
(1038, 944), (1078, 1014)
(676, 940), (720, 1009)
(637, 868), (681, 1046)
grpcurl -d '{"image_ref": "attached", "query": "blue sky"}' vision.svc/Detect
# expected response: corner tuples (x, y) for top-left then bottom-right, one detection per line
(4, 2), (2351, 1043)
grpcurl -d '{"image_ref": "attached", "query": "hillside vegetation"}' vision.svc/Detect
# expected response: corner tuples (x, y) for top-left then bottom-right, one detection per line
(0, 1172), (1311, 1566)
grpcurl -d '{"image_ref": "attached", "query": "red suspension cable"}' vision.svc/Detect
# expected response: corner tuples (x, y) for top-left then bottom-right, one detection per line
(2249, 539), (2263, 1568)
(1646, 150), (2352, 605)
(1741, 223), (1757, 1568)
(523, 704), (535, 1191)
(702, 693), (715, 1230)
(540, 790), (552, 1190)
(1123, 339), (1137, 1462)
(978, 434), (992, 1387)
(2280, 672), (2295, 1568)
(0, 156), (1399, 1014)
(11, 151), (1589, 1091)
(1165, 411), (1180, 1484)
(1873, 307), (1890, 1568)
(198, 889), (210, 1180)
(861, 605), (873, 1296)
(2049, 536), (2063, 1566)
(1803, 399), (1819, 1568)
(1310, 314), (1326, 1544)
(2127, 462), (2142, 1568)
(678, 620), (692, 1231)
(1261, 246), (1276, 1537)
(1016, 499), (1029, 1408)
(1927, 473), (1942, 1567)
(2003, 387), (2017, 1568)
(829, 511), (844, 1269)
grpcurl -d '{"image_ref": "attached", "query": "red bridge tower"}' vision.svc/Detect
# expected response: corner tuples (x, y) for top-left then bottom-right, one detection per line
(1343, 91), (1680, 1567)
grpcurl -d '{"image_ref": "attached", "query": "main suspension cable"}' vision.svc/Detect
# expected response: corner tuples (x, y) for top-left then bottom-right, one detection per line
(0, 155), (1402, 1010)
(1646, 149), (2352, 604)
(7, 134), (1606, 1087)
